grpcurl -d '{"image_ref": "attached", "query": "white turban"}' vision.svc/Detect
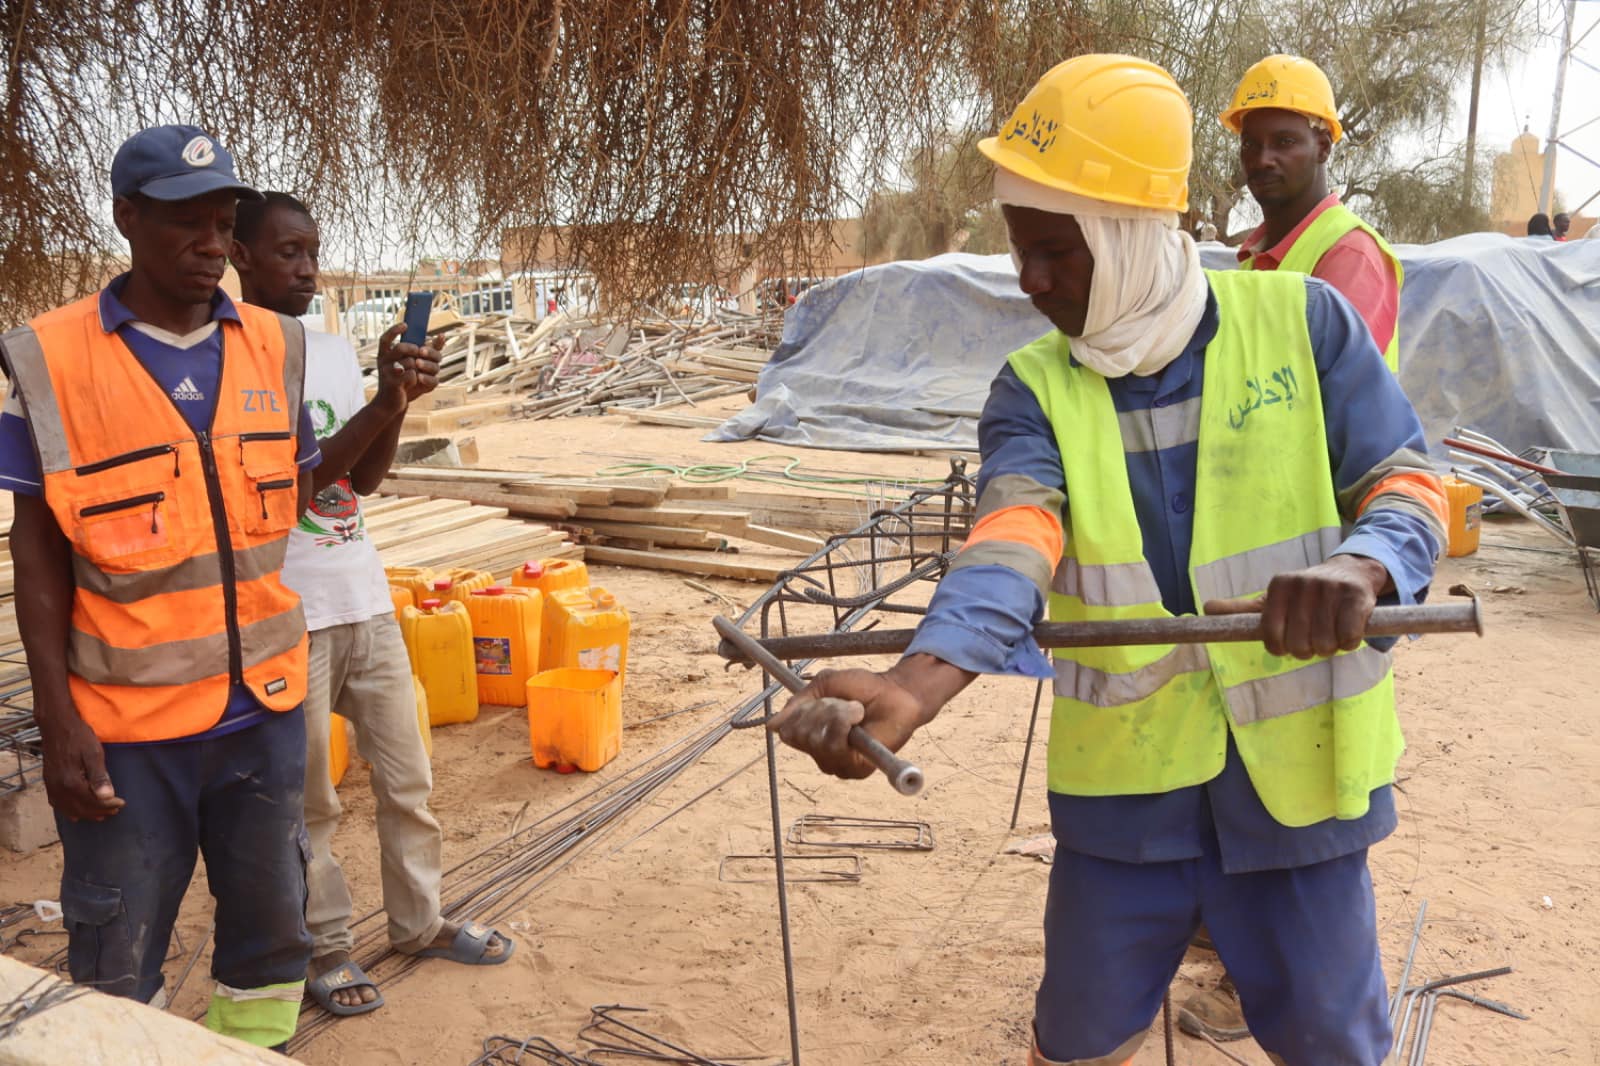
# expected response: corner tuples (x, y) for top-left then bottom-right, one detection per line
(995, 167), (1209, 378)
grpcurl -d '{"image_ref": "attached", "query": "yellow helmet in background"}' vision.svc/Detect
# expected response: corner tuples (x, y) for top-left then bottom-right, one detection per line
(977, 54), (1192, 213)
(1220, 55), (1344, 143)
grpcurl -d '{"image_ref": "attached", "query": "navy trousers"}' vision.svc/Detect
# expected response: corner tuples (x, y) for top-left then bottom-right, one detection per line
(1036, 830), (1392, 1064)
(55, 707), (313, 1003)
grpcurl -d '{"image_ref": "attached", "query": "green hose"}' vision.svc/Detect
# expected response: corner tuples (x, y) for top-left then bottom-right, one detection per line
(595, 454), (948, 498)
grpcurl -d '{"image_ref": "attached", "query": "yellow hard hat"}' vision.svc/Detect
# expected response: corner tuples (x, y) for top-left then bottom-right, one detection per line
(1220, 55), (1344, 143)
(978, 54), (1192, 213)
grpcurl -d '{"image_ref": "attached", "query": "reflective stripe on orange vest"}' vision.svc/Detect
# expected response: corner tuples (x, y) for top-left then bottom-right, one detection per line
(2, 295), (310, 743)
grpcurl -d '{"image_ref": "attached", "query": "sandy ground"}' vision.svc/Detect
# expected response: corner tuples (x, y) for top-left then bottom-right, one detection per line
(3, 403), (1597, 1065)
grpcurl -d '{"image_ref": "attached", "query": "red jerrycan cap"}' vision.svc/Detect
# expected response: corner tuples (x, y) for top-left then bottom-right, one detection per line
(420, 598), (444, 610)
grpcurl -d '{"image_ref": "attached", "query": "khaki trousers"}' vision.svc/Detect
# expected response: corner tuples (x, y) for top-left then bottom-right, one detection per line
(303, 613), (444, 955)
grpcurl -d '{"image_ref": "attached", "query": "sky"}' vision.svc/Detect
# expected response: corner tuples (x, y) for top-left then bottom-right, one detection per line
(1471, 0), (1600, 214)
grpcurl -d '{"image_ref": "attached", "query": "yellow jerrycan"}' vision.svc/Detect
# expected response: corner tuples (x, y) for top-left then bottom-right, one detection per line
(400, 599), (479, 726)
(329, 712), (351, 787)
(541, 587), (631, 688)
(385, 566), (436, 604)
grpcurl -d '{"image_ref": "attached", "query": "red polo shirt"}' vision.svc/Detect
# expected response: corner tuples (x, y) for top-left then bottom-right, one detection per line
(1238, 194), (1398, 352)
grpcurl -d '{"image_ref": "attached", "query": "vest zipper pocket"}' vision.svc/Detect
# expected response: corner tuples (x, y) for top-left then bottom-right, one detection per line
(238, 431), (293, 465)
(256, 478), (296, 520)
(76, 444), (177, 476)
(80, 492), (166, 534)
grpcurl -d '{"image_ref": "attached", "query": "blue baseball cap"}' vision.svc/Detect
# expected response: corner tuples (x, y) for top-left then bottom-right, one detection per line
(110, 125), (262, 202)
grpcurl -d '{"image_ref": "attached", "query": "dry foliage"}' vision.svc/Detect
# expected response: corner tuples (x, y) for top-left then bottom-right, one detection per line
(1, 0), (1534, 325)
(857, 0), (1533, 256)
(0, 0), (1102, 325)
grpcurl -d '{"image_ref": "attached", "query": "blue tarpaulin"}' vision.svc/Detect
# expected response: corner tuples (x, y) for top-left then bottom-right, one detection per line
(710, 235), (1600, 456)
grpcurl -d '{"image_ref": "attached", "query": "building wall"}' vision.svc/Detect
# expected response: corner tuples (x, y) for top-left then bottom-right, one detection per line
(1492, 133), (1550, 234)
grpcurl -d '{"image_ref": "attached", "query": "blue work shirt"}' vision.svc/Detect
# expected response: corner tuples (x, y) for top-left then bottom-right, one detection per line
(0, 276), (321, 743)
(906, 279), (1443, 875)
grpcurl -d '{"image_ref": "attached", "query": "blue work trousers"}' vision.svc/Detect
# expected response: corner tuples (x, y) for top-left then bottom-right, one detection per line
(54, 707), (313, 1004)
(1036, 827), (1392, 1064)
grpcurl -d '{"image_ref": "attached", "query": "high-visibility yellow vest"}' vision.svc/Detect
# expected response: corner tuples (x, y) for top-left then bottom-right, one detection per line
(1006, 268), (1401, 828)
(1243, 201), (1403, 373)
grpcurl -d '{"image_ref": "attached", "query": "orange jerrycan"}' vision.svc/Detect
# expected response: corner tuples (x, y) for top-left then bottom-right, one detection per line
(541, 587), (631, 686)
(385, 566), (436, 604)
(400, 599), (479, 726)
(512, 558), (589, 595)
(329, 712), (351, 787)
(1444, 476), (1484, 557)
(527, 668), (622, 772)
(466, 586), (543, 707)
(390, 584), (414, 621)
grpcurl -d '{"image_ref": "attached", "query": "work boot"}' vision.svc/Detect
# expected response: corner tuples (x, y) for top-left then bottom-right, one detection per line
(1177, 974), (1250, 1042)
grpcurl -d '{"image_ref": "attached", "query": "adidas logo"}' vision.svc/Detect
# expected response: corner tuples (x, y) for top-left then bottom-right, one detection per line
(170, 376), (204, 402)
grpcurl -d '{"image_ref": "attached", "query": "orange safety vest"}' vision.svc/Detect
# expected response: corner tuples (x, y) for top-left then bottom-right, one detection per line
(2, 294), (310, 742)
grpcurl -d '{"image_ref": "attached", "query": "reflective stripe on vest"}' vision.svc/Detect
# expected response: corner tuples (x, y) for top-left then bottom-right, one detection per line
(1007, 269), (1402, 827)
(1, 295), (310, 743)
(1243, 202), (1403, 373)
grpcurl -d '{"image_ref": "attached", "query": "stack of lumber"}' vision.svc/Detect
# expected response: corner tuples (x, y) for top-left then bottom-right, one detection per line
(395, 383), (517, 436)
(361, 308), (780, 429)
(378, 465), (955, 582)
(362, 495), (582, 576)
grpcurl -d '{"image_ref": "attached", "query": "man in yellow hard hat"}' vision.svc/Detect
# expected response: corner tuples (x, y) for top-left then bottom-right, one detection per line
(1222, 55), (1403, 373)
(768, 54), (1446, 1065)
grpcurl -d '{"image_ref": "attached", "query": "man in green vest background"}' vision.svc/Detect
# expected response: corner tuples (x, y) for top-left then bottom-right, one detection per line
(1198, 54), (1409, 1038)
(768, 54), (1447, 1066)
(1224, 55), (1404, 373)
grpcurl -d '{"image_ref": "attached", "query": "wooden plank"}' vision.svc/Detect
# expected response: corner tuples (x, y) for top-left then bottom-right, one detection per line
(388, 468), (615, 505)
(569, 520), (725, 551)
(365, 504), (510, 552)
(407, 384), (470, 412)
(381, 522), (567, 571)
(620, 409), (724, 429)
(583, 545), (789, 583)
(463, 530), (573, 573)
(386, 467), (671, 507)
(738, 524), (827, 554)
(572, 504), (751, 538)
(378, 480), (578, 519)
(360, 495), (439, 518)
(691, 499), (871, 533)
(663, 359), (760, 384)
(663, 484), (739, 501)
(402, 399), (516, 436)
(684, 345), (772, 365)
(362, 497), (469, 525)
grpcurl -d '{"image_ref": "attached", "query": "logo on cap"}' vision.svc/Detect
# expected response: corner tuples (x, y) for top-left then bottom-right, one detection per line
(181, 136), (216, 168)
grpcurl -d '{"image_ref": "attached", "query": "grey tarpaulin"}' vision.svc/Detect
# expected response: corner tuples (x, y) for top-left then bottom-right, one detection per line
(710, 235), (1600, 455)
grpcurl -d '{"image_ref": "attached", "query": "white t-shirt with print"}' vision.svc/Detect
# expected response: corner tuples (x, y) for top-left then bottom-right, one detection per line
(282, 330), (395, 632)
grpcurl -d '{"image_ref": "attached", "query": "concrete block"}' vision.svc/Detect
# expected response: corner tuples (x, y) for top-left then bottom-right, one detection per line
(0, 781), (59, 852)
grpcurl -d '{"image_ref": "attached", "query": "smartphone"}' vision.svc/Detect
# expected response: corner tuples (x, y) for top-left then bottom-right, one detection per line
(400, 291), (434, 346)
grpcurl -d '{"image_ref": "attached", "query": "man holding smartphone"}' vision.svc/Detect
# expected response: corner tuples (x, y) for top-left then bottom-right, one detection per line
(232, 192), (515, 1017)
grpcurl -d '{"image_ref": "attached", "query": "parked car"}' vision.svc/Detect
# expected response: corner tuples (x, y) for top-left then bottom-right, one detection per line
(345, 296), (403, 344)
(298, 293), (328, 333)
